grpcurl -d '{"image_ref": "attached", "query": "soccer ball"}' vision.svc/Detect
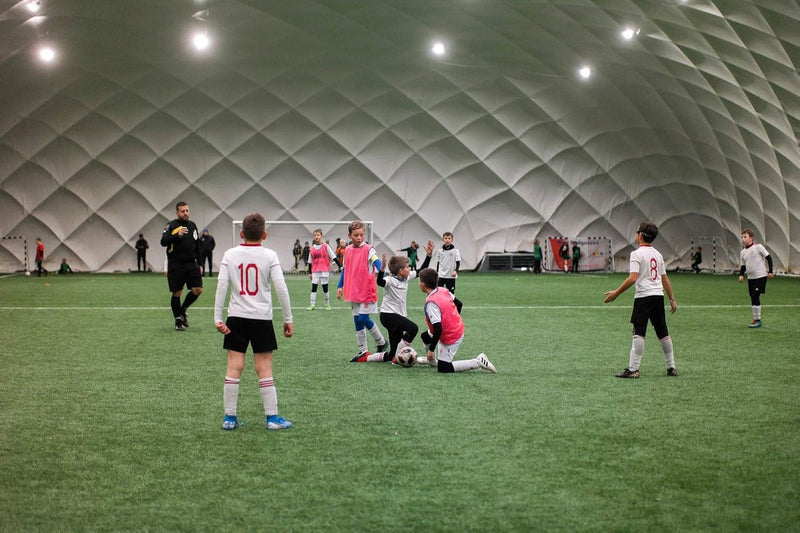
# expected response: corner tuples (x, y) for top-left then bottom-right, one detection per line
(25, 271), (31, 277)
(395, 346), (417, 367)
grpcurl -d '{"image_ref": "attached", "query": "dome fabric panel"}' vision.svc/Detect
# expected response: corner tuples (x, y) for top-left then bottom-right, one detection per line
(0, 0), (798, 273)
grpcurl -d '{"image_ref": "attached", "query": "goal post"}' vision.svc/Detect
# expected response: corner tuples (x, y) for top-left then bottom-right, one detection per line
(1, 235), (28, 273)
(231, 220), (373, 273)
(688, 235), (723, 273)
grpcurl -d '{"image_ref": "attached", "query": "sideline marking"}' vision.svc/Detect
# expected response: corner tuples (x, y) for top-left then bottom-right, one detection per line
(1, 304), (799, 311)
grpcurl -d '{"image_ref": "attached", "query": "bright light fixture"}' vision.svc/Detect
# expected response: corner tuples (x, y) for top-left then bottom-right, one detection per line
(578, 66), (592, 79)
(39, 46), (55, 62)
(621, 27), (639, 40)
(431, 42), (445, 56)
(26, 0), (40, 13)
(192, 32), (210, 51)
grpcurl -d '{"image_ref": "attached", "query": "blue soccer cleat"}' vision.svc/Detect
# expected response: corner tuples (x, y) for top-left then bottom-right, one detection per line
(266, 415), (292, 430)
(222, 415), (241, 430)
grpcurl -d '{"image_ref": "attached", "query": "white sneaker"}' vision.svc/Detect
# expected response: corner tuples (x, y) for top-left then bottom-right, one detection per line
(476, 353), (497, 373)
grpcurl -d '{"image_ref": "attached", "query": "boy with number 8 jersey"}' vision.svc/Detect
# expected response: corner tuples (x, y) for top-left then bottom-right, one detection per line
(603, 222), (678, 379)
(214, 213), (294, 431)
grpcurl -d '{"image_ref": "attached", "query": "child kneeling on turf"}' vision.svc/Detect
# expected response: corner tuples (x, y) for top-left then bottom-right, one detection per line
(417, 267), (497, 373)
(214, 212), (294, 430)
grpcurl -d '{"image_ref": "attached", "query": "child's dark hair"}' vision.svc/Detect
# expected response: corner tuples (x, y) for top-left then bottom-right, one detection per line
(419, 267), (438, 289)
(443, 231), (453, 239)
(242, 213), (266, 241)
(637, 222), (658, 243)
(388, 255), (409, 275)
(741, 228), (754, 238)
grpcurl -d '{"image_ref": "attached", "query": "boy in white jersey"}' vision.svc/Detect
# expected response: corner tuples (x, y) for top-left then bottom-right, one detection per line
(435, 231), (464, 312)
(306, 229), (341, 310)
(604, 222), (677, 378)
(417, 267), (497, 374)
(214, 213), (294, 431)
(351, 241), (434, 363)
(738, 228), (774, 328)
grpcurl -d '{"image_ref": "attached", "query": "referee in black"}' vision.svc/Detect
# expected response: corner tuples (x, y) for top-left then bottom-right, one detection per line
(161, 201), (203, 331)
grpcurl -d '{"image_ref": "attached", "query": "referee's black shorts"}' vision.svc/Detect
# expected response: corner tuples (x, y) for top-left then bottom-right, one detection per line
(223, 317), (278, 354)
(630, 295), (669, 339)
(167, 262), (203, 292)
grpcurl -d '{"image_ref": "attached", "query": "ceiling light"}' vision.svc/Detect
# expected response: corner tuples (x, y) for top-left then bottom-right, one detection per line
(578, 66), (592, 79)
(27, 1), (40, 12)
(38, 46), (55, 62)
(621, 27), (639, 40)
(193, 32), (210, 51)
(432, 42), (446, 56)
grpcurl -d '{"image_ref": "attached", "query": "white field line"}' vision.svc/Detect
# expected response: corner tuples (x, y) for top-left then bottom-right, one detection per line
(1, 304), (799, 311)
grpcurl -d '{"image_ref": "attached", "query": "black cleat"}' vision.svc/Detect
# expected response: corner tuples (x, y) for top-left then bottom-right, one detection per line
(175, 322), (186, 331)
(615, 368), (639, 379)
(667, 367), (678, 377)
(376, 342), (388, 353)
(180, 312), (189, 328)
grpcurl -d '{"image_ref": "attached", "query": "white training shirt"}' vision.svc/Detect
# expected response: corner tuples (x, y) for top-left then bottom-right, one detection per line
(740, 243), (770, 280)
(629, 244), (666, 298)
(436, 246), (461, 279)
(214, 243), (293, 324)
(379, 270), (418, 316)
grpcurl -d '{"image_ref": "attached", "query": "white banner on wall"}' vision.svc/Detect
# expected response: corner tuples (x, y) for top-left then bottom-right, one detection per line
(547, 237), (610, 272)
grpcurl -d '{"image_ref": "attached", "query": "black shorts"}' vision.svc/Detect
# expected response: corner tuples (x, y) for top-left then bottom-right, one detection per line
(748, 277), (768, 297)
(167, 262), (203, 293)
(630, 295), (669, 339)
(437, 277), (456, 293)
(223, 317), (278, 354)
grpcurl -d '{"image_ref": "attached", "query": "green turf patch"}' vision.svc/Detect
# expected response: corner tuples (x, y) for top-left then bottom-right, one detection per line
(1, 271), (798, 530)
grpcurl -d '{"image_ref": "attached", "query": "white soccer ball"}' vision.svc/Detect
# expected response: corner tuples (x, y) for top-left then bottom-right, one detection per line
(395, 346), (417, 367)
(25, 271), (31, 277)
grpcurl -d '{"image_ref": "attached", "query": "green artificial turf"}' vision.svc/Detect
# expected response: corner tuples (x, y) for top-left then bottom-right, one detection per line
(0, 271), (798, 531)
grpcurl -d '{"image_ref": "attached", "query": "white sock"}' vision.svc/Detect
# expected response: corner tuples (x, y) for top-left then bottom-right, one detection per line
(660, 336), (675, 369)
(366, 352), (384, 362)
(453, 359), (479, 372)
(629, 335), (645, 371)
(310, 293), (317, 306)
(224, 376), (240, 416)
(259, 377), (278, 416)
(324, 291), (330, 305)
(368, 324), (386, 345)
(356, 329), (368, 353)
(753, 305), (761, 320)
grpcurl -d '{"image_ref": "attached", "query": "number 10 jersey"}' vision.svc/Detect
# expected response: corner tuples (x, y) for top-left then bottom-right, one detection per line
(214, 243), (293, 324)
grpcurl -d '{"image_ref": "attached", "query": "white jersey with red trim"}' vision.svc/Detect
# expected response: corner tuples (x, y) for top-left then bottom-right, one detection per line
(214, 243), (292, 323)
(630, 244), (666, 298)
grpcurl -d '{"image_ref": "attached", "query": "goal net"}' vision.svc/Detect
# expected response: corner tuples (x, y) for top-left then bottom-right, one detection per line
(231, 220), (373, 274)
(687, 235), (733, 274)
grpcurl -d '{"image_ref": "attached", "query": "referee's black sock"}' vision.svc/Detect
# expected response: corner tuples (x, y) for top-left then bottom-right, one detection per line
(171, 296), (182, 320)
(182, 292), (199, 311)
